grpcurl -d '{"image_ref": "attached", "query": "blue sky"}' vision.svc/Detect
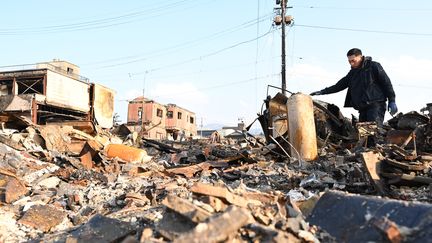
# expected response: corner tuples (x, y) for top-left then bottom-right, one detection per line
(1, 0), (432, 129)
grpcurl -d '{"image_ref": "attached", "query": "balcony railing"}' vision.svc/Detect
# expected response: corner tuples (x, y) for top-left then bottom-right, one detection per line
(0, 63), (89, 83)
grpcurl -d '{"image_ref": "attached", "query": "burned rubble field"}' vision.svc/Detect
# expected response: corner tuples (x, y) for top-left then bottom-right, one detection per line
(1, 102), (432, 242)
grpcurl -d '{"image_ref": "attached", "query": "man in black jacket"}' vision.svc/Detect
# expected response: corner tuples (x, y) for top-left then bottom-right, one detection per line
(310, 48), (398, 126)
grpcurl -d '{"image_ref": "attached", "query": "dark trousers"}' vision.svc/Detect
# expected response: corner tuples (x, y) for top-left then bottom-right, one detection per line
(358, 102), (386, 126)
(358, 101), (386, 147)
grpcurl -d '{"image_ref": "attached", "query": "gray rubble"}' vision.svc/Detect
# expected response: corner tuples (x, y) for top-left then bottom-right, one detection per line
(1, 102), (432, 242)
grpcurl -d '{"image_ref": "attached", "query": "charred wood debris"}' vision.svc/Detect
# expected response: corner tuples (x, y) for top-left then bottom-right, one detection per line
(1, 96), (432, 243)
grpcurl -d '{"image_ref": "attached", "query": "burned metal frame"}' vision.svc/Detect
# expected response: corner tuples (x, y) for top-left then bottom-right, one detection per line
(259, 85), (356, 155)
(37, 104), (88, 123)
(16, 77), (44, 95)
(0, 64), (115, 127)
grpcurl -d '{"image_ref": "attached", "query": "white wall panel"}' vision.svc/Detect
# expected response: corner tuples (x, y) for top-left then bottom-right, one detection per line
(46, 70), (90, 112)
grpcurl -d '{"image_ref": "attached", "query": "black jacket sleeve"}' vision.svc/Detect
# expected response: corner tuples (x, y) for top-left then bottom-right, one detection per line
(320, 76), (349, 95)
(374, 62), (396, 103)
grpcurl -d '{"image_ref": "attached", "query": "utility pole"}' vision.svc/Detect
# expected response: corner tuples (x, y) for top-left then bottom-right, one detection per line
(274, 0), (293, 95)
(142, 72), (148, 132)
(281, 0), (287, 95)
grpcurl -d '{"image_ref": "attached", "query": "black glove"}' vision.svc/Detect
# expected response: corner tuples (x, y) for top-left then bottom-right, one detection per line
(310, 91), (322, 96)
(388, 102), (398, 115)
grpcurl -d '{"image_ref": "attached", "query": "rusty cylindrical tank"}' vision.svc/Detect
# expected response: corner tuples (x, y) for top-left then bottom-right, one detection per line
(105, 144), (151, 163)
(287, 93), (318, 161)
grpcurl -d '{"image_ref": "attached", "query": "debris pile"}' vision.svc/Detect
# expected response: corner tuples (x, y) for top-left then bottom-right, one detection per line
(0, 115), (334, 242)
(0, 100), (432, 242)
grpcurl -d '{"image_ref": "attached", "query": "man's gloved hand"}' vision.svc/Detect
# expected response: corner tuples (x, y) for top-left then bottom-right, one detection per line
(388, 102), (398, 115)
(310, 91), (322, 96)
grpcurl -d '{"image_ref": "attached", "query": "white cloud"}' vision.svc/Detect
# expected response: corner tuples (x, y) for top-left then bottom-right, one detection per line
(383, 55), (432, 84)
(148, 82), (209, 120)
(282, 63), (343, 96)
(239, 99), (249, 109)
(149, 82), (208, 106)
(288, 63), (338, 80)
(124, 89), (142, 101)
(381, 56), (432, 114)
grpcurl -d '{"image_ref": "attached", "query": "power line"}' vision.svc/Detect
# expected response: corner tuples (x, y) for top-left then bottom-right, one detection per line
(150, 73), (280, 99)
(292, 5), (432, 12)
(145, 56), (279, 80)
(22, 1), (190, 30)
(295, 24), (432, 36)
(84, 12), (273, 68)
(115, 73), (280, 102)
(40, 0), (186, 23)
(0, 0), (206, 35)
(87, 54), (281, 81)
(130, 28), (276, 76)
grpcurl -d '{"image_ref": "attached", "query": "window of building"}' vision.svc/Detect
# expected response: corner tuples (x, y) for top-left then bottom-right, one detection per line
(177, 112), (182, 119)
(167, 111), (173, 118)
(67, 67), (74, 74)
(138, 108), (142, 121)
(190, 116), (194, 124)
(157, 108), (163, 117)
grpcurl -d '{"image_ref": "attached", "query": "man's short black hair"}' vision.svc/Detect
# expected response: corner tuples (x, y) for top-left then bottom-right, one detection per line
(347, 48), (362, 56)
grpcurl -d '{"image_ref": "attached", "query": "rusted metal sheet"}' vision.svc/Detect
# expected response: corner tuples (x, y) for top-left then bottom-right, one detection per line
(45, 70), (90, 112)
(92, 84), (115, 129)
(79, 151), (94, 169)
(269, 92), (288, 118)
(385, 158), (425, 171)
(386, 130), (413, 147)
(269, 92), (289, 138)
(4, 177), (28, 203)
